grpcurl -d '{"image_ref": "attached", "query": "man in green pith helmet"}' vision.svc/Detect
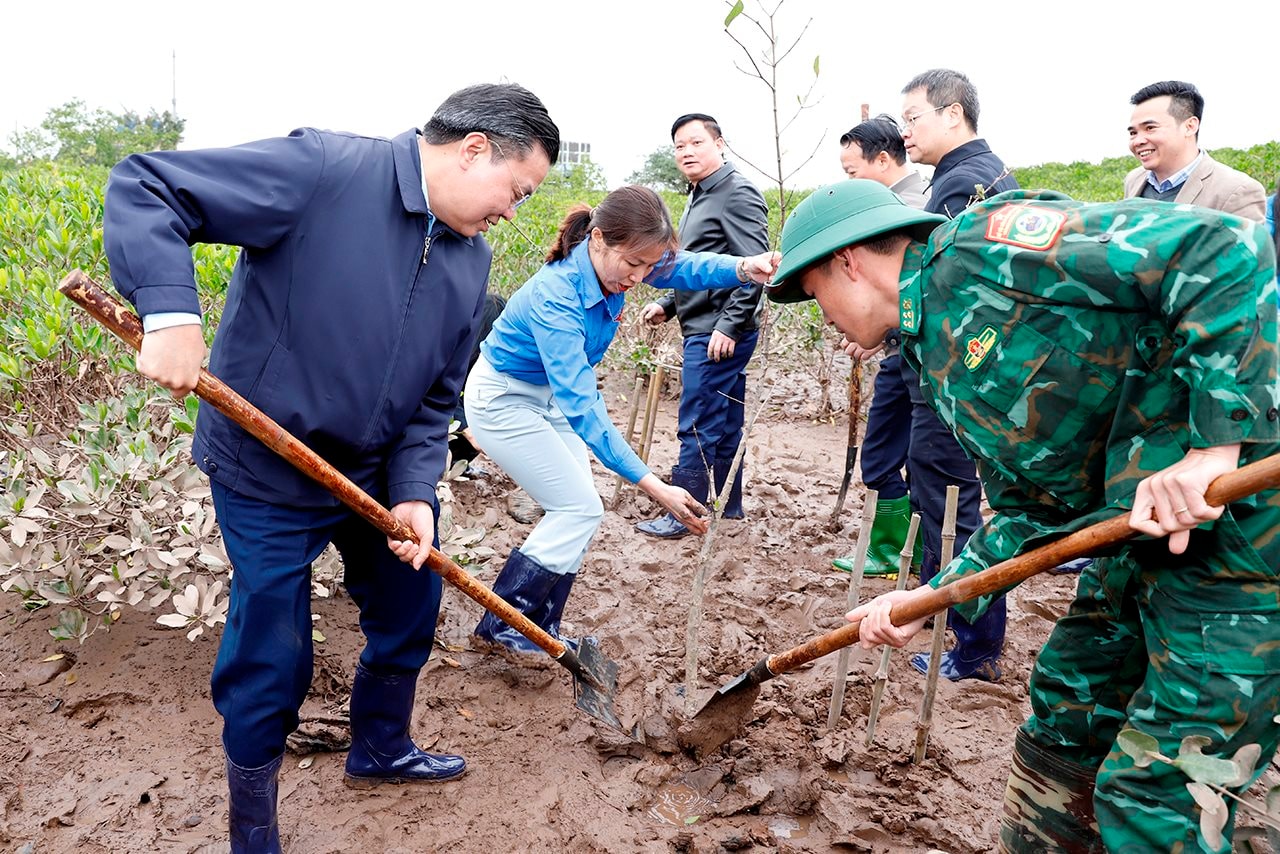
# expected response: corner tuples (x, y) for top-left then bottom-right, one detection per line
(766, 179), (1280, 852)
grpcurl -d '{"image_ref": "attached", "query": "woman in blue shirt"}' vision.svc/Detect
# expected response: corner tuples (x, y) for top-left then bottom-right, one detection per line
(465, 185), (777, 655)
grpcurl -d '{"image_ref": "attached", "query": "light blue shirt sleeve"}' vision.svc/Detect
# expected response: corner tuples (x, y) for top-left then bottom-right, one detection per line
(142, 311), (202, 332)
(648, 250), (741, 290)
(526, 278), (651, 484)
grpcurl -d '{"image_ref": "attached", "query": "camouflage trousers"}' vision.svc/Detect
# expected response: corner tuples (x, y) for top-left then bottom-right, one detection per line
(1008, 502), (1280, 853)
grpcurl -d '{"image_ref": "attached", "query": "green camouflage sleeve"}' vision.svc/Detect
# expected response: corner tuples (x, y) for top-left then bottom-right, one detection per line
(1123, 214), (1279, 447)
(928, 464), (1114, 622)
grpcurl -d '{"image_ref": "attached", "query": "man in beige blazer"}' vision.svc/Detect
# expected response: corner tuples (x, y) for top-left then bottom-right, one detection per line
(1124, 80), (1266, 222)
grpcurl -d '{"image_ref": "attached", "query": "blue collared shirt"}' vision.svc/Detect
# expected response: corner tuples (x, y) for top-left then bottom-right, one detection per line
(481, 238), (744, 482)
(1145, 150), (1203, 193)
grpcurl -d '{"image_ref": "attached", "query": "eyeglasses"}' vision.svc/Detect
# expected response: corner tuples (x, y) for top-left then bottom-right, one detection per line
(901, 103), (954, 131)
(488, 137), (533, 210)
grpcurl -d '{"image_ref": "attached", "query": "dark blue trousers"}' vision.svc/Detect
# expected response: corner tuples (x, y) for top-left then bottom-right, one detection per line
(676, 330), (758, 471)
(859, 353), (911, 500)
(210, 483), (442, 767)
(901, 361), (1006, 659)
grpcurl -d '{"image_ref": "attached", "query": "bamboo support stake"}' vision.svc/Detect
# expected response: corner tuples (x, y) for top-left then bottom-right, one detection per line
(864, 512), (922, 747)
(609, 374), (647, 509)
(827, 489), (878, 731)
(915, 485), (959, 763)
(637, 365), (666, 465)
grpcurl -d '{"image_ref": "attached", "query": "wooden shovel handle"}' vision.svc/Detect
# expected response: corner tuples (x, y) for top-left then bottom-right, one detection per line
(844, 363), (862, 448)
(58, 270), (567, 659)
(768, 445), (1280, 677)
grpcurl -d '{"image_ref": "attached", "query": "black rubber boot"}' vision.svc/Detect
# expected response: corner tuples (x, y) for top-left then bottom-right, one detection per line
(343, 664), (466, 788)
(635, 465), (709, 538)
(226, 752), (283, 854)
(713, 457), (745, 519)
(473, 548), (562, 654)
(529, 570), (578, 648)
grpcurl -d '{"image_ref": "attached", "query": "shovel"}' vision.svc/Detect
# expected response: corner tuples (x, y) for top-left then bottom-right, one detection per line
(57, 270), (623, 731)
(685, 449), (1280, 755)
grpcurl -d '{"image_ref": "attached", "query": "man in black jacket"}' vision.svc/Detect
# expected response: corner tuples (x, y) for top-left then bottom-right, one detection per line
(637, 113), (770, 537)
(896, 68), (1019, 681)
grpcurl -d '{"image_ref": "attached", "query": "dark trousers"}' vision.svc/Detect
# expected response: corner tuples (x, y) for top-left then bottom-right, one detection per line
(210, 483), (442, 767)
(676, 330), (758, 471)
(901, 360), (1006, 657)
(859, 353), (911, 500)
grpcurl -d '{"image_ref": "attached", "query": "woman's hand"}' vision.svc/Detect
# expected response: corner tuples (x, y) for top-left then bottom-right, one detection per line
(847, 588), (931, 650)
(738, 251), (781, 284)
(638, 473), (708, 534)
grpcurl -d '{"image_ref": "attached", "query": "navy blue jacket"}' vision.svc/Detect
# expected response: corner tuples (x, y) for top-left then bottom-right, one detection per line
(926, 138), (1020, 219)
(104, 127), (489, 509)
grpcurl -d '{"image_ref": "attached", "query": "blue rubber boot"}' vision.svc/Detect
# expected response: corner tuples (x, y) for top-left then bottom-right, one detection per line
(911, 596), (1006, 682)
(713, 457), (745, 520)
(343, 664), (466, 788)
(635, 466), (709, 538)
(473, 548), (563, 654)
(226, 752), (283, 854)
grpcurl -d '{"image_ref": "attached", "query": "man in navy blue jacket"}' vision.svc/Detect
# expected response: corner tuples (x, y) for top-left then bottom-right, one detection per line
(103, 82), (559, 854)
(896, 68), (1019, 682)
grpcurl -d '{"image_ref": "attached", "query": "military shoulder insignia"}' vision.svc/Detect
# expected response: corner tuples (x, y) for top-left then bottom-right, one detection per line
(984, 204), (1066, 250)
(963, 324), (1000, 371)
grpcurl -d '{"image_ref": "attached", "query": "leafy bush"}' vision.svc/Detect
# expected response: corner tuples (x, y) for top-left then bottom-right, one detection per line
(1013, 141), (1280, 202)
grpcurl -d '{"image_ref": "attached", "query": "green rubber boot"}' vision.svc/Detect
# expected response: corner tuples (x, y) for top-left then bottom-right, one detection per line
(832, 495), (919, 576)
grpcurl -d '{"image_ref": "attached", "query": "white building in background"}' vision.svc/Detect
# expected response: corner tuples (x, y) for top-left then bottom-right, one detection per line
(558, 140), (591, 171)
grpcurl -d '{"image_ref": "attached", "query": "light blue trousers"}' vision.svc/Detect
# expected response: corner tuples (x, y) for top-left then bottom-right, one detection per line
(464, 355), (603, 575)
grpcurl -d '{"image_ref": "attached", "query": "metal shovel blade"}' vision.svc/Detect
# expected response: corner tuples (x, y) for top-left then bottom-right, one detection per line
(565, 637), (622, 731)
(694, 658), (771, 719)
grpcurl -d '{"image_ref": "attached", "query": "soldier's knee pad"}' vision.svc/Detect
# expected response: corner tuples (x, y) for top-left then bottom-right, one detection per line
(999, 729), (1103, 854)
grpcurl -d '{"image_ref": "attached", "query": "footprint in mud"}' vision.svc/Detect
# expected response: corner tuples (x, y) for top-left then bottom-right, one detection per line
(952, 686), (1019, 712)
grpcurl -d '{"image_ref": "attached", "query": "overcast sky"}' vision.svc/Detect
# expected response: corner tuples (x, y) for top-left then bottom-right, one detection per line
(7, 0), (1275, 193)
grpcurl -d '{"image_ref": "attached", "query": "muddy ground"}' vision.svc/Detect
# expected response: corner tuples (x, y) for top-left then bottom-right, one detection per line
(1, 361), (1274, 853)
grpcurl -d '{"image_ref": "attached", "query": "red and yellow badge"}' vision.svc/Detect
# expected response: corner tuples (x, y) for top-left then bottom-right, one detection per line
(963, 325), (1000, 371)
(984, 204), (1066, 251)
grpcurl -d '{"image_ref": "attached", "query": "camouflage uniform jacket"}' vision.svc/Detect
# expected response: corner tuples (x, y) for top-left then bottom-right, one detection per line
(899, 190), (1280, 620)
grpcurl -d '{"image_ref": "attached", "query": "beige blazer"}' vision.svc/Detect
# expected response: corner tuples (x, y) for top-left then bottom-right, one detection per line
(1124, 152), (1266, 222)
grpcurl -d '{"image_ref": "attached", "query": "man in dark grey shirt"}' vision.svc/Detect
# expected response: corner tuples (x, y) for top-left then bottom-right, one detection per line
(638, 113), (769, 537)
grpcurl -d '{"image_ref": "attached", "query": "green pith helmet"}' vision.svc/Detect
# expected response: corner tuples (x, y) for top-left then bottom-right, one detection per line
(766, 179), (948, 303)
